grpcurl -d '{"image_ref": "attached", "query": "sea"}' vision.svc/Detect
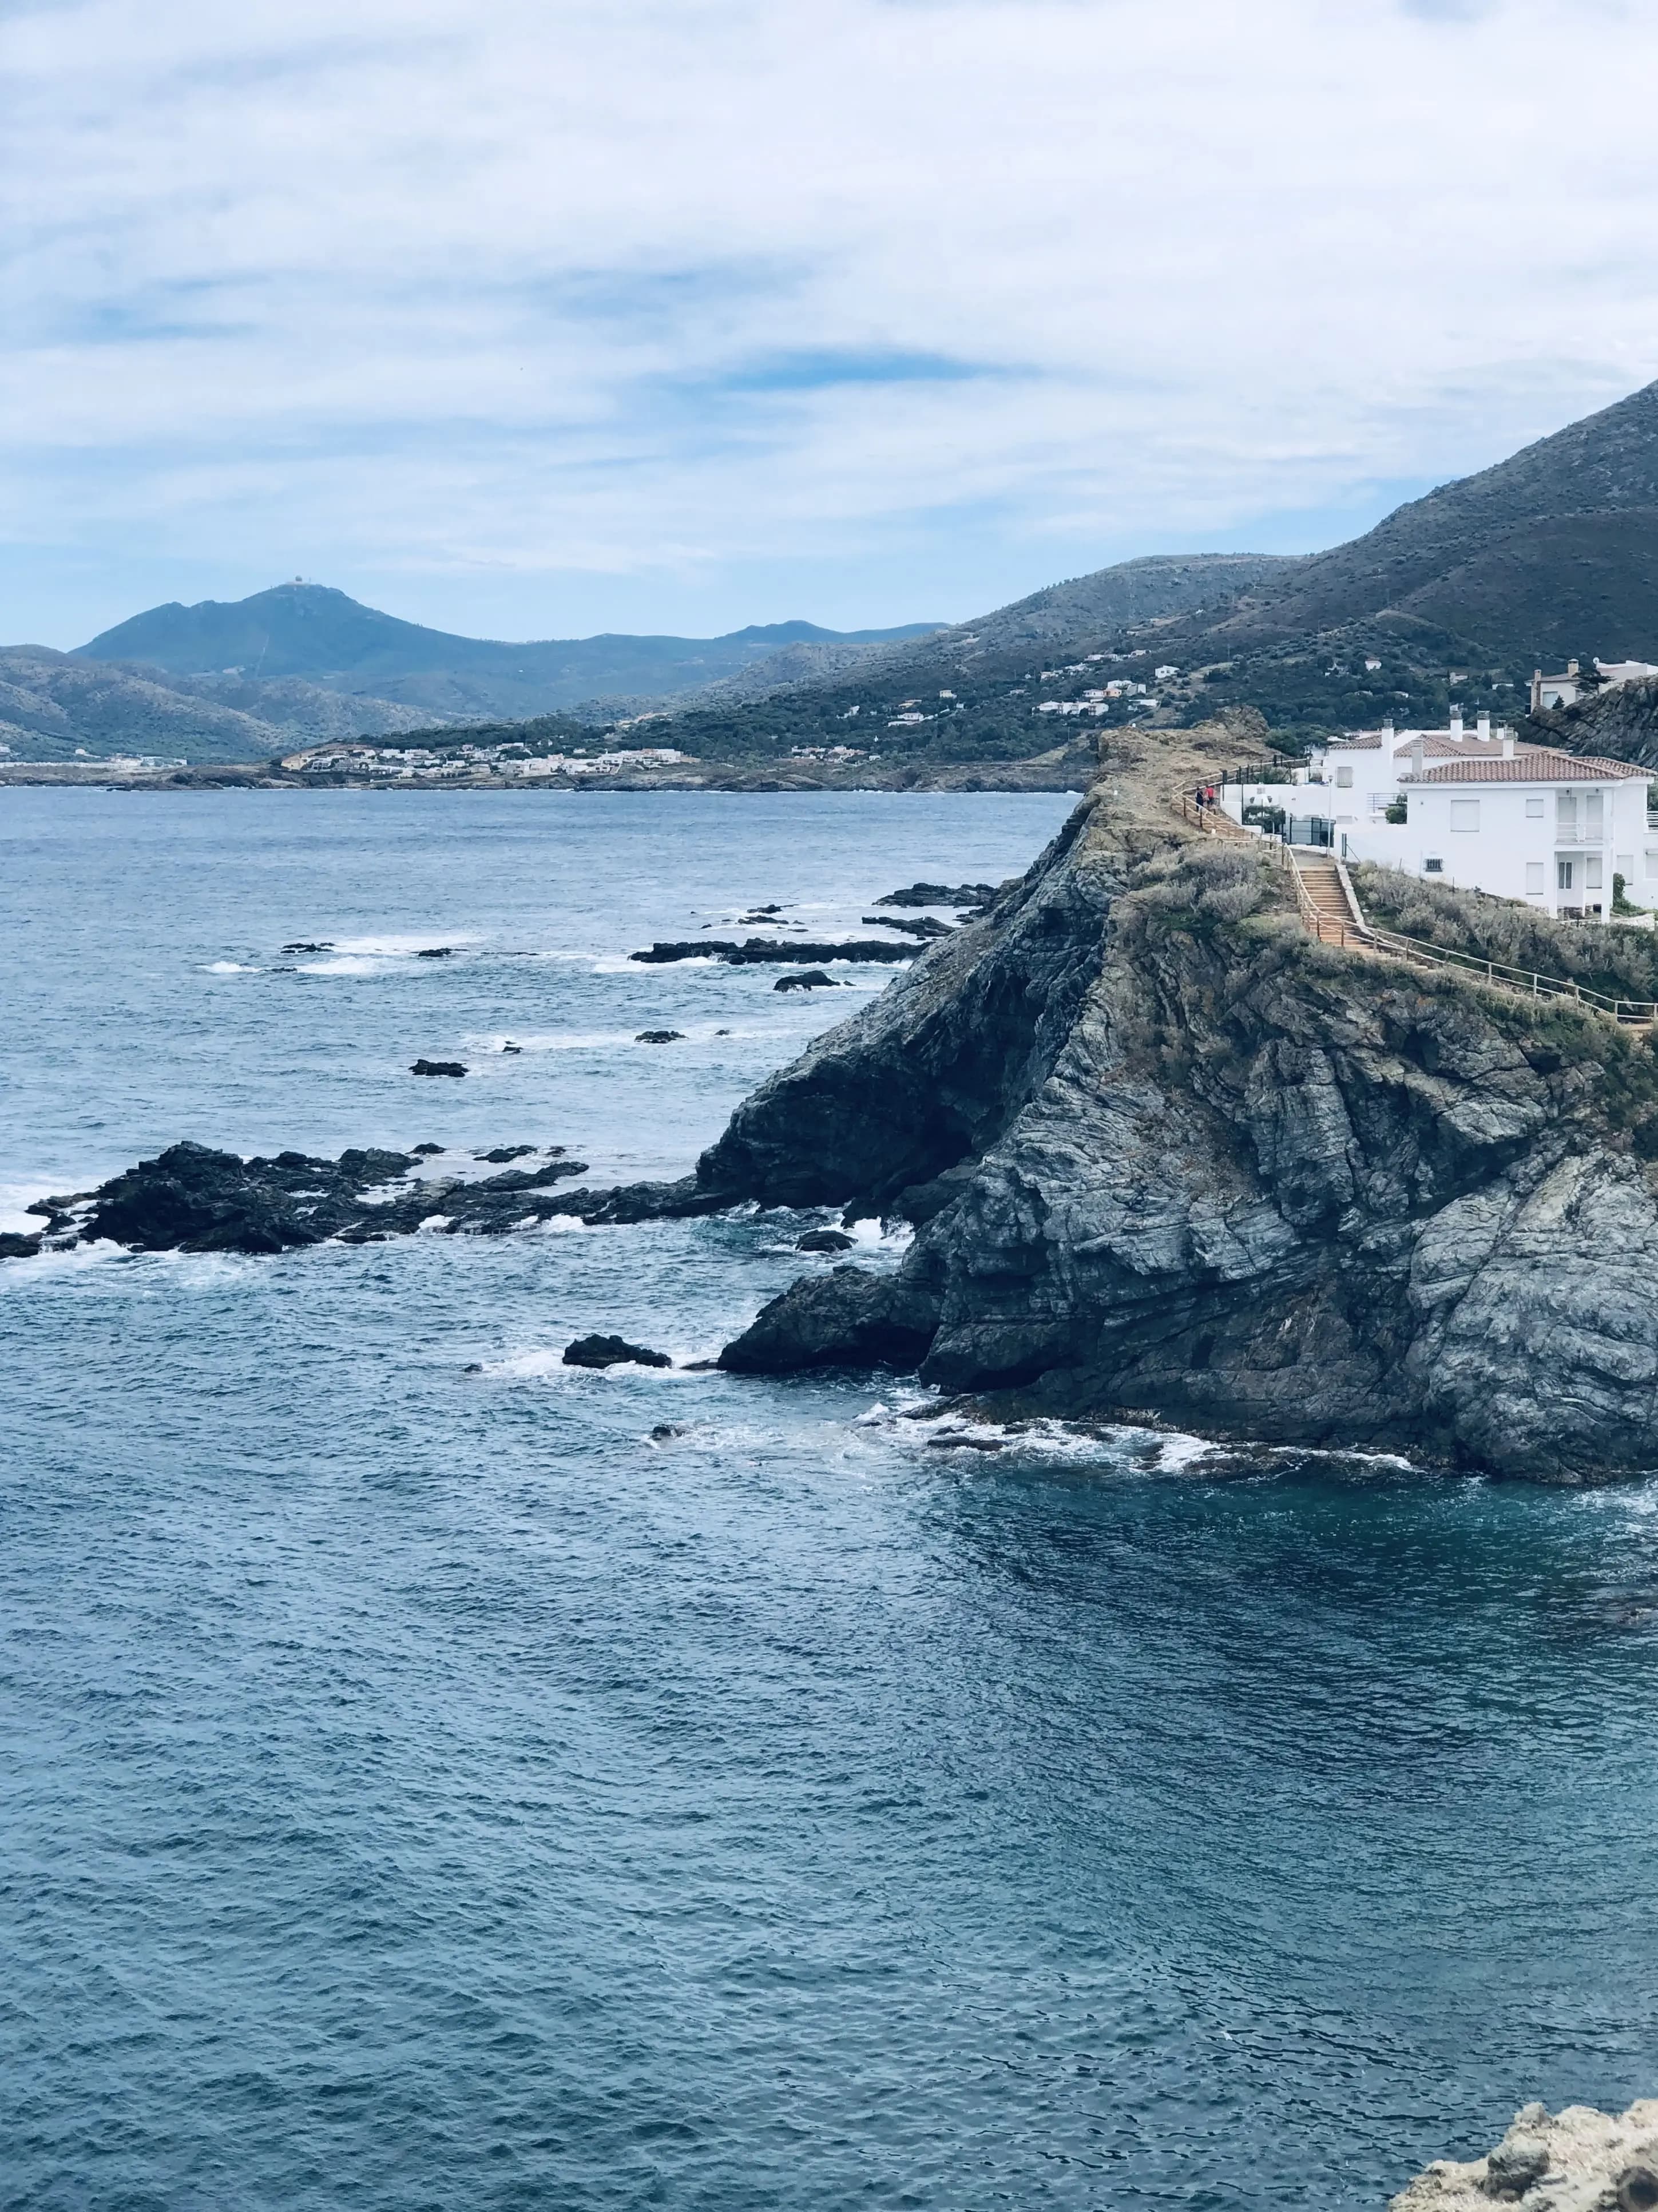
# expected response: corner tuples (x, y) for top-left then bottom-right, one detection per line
(4, 785), (1658, 2212)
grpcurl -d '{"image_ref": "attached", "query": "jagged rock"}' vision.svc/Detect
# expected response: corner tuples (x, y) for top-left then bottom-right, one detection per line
(874, 881), (998, 907)
(475, 1145), (538, 1163)
(414, 947), (454, 958)
(562, 1333), (672, 1369)
(636, 1029), (685, 1044)
(410, 1059), (466, 1076)
(719, 1266), (940, 1373)
(57, 1139), (594, 1255)
(860, 914), (954, 938)
(797, 1227), (856, 1251)
(0, 1232), (43, 1260)
(631, 937), (917, 966)
(774, 971), (840, 992)
(412, 1143), (445, 1154)
(281, 941), (332, 953)
(701, 746), (1658, 1481)
(1391, 2099), (1658, 2210)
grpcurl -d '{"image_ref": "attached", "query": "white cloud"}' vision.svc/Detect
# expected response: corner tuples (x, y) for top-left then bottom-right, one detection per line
(3, 0), (1657, 641)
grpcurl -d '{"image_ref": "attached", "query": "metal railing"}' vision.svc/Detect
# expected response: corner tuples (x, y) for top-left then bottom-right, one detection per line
(1170, 784), (1658, 1024)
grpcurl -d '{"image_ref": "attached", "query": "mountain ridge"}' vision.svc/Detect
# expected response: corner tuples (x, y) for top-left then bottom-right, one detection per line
(73, 584), (946, 723)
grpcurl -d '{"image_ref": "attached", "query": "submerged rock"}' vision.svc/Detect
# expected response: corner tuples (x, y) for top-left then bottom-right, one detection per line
(1392, 2099), (1658, 2210)
(635, 1029), (685, 1044)
(410, 1059), (467, 1077)
(563, 1333), (672, 1370)
(774, 971), (841, 992)
(796, 1227), (856, 1251)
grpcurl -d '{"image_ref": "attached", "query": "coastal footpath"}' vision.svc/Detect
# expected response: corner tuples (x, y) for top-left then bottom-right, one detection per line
(699, 722), (1658, 1482)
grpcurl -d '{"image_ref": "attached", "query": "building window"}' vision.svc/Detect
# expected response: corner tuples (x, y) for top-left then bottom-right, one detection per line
(1645, 851), (1658, 882)
(1335, 765), (1354, 789)
(1526, 863), (1545, 895)
(1424, 857), (1443, 874)
(1558, 859), (1574, 890)
(1526, 796), (1544, 819)
(1449, 800), (1479, 831)
(1586, 857), (1603, 890)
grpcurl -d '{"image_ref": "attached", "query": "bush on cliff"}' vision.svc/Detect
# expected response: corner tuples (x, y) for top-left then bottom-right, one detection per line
(1352, 865), (1658, 1008)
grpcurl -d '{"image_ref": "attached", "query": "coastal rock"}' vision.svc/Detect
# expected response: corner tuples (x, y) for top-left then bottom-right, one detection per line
(636, 1029), (685, 1044)
(0, 1232), (43, 1260)
(860, 914), (954, 938)
(774, 970), (840, 992)
(414, 946), (454, 958)
(563, 1333), (672, 1369)
(699, 741), (1658, 1482)
(64, 1139), (595, 1254)
(797, 1227), (856, 1251)
(874, 881), (998, 908)
(410, 1059), (467, 1077)
(1391, 2100), (1658, 2210)
(719, 1266), (941, 1373)
(631, 937), (917, 966)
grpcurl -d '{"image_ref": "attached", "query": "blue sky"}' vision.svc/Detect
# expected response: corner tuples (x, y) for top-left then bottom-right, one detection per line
(5, 0), (1658, 649)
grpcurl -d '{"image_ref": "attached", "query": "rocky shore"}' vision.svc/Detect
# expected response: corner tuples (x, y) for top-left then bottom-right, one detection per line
(1393, 2100), (1658, 2209)
(22, 717), (1658, 1482)
(692, 723), (1658, 1483)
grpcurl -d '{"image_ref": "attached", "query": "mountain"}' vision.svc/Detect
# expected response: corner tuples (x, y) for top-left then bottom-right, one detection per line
(1183, 376), (1658, 667)
(76, 584), (945, 722)
(660, 378), (1658, 760)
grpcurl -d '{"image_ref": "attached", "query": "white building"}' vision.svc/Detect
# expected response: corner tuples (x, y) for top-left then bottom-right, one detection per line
(1530, 658), (1658, 714)
(1343, 748), (1652, 920)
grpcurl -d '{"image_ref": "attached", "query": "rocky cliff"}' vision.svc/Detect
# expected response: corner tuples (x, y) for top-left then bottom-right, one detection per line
(701, 727), (1658, 1483)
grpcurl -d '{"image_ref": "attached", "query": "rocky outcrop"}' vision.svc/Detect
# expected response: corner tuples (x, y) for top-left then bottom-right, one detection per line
(630, 937), (917, 966)
(562, 1333), (672, 1369)
(703, 736), (1658, 1482)
(1393, 2099), (1658, 2210)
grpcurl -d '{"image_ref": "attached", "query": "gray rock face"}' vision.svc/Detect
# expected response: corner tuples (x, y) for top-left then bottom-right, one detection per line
(1392, 2099), (1658, 2210)
(708, 771), (1658, 1481)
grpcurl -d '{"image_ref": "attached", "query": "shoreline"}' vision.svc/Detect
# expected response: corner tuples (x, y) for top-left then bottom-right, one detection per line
(0, 758), (1093, 796)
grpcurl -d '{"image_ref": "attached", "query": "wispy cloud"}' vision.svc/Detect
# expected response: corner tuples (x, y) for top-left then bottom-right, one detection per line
(3, 0), (1656, 643)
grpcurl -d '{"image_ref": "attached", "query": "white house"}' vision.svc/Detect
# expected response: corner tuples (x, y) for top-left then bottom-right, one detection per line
(1342, 747), (1652, 920)
(1530, 658), (1658, 714)
(1221, 718), (1535, 838)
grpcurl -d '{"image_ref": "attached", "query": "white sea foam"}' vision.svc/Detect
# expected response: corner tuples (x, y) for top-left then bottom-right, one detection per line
(296, 956), (383, 976)
(202, 960), (258, 974)
(330, 933), (481, 957)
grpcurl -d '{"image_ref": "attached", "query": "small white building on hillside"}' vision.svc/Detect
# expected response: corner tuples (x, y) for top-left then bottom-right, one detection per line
(1530, 658), (1658, 714)
(1343, 748), (1652, 921)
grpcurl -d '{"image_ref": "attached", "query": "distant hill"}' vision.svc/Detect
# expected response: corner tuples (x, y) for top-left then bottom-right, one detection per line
(0, 648), (454, 764)
(76, 584), (945, 723)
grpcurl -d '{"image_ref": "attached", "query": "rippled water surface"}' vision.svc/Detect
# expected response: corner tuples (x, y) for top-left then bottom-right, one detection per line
(5, 788), (1658, 2211)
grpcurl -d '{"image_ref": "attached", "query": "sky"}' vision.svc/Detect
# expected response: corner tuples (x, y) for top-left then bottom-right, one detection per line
(5, 0), (1658, 649)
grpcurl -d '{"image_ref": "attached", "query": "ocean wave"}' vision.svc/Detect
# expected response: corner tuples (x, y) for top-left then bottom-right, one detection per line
(202, 960), (259, 974)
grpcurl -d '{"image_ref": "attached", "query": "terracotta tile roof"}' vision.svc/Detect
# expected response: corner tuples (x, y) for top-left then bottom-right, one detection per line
(1399, 749), (1648, 784)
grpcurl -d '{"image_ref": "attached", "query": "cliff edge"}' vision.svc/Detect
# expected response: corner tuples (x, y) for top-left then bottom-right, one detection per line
(699, 723), (1658, 1483)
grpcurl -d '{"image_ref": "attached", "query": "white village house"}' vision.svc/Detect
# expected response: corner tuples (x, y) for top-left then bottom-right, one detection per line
(1530, 657), (1658, 713)
(1220, 715), (1656, 922)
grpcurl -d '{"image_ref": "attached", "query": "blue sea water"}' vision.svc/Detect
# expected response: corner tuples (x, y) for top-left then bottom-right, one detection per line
(4, 786), (1658, 2212)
